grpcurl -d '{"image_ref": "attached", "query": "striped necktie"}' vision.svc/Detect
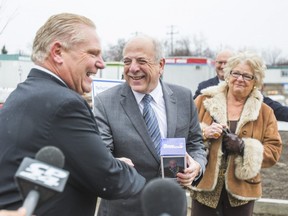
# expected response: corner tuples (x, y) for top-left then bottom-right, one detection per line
(142, 94), (161, 155)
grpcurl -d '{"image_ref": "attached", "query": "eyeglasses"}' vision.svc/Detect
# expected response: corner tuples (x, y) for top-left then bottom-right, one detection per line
(123, 57), (154, 66)
(230, 71), (255, 81)
(216, 61), (227, 65)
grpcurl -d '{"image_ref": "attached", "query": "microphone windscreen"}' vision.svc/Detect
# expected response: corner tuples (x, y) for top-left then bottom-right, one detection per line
(35, 146), (65, 168)
(141, 178), (187, 216)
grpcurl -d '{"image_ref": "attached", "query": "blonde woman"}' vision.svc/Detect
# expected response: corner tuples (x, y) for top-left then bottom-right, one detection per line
(191, 51), (282, 216)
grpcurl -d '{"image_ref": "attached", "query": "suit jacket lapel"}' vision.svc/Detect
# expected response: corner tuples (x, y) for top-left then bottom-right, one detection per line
(120, 83), (160, 161)
(162, 82), (177, 137)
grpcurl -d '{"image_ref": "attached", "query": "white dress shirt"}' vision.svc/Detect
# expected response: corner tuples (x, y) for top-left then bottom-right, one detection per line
(132, 81), (167, 138)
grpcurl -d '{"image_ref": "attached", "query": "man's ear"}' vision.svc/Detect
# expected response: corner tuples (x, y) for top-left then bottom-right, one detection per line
(51, 41), (63, 64)
(159, 58), (165, 76)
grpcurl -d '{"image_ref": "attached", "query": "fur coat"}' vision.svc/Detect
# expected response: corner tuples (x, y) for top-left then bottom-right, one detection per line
(192, 82), (282, 200)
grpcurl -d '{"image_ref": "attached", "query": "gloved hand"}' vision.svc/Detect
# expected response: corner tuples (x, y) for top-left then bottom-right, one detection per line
(222, 133), (245, 156)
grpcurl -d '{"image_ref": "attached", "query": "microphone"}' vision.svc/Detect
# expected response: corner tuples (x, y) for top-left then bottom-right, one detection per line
(141, 178), (187, 216)
(14, 146), (69, 216)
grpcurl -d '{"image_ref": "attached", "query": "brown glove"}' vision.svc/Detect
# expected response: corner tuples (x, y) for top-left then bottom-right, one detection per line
(223, 133), (245, 156)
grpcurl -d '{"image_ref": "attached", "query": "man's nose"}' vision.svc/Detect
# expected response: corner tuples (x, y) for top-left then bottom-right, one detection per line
(129, 59), (141, 72)
(96, 56), (105, 69)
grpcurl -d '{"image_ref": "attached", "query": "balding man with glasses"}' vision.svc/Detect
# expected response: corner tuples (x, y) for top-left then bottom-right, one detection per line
(94, 35), (207, 216)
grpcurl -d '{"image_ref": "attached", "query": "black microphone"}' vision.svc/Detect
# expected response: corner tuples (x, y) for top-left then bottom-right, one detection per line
(14, 146), (69, 216)
(141, 178), (187, 216)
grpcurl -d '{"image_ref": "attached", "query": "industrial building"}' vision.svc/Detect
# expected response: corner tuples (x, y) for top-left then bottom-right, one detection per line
(1, 54), (288, 105)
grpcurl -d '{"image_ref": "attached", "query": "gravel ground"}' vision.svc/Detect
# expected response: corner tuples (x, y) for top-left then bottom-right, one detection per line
(260, 131), (288, 200)
(253, 131), (288, 216)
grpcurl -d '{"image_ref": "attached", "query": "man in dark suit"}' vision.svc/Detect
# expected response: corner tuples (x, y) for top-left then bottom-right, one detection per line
(0, 13), (145, 216)
(194, 50), (288, 121)
(94, 35), (207, 216)
(194, 50), (233, 100)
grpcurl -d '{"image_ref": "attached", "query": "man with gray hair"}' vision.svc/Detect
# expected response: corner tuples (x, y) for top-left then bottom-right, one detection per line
(94, 35), (207, 216)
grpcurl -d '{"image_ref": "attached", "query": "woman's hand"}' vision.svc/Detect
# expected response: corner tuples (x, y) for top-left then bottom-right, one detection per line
(223, 133), (245, 155)
(203, 122), (227, 139)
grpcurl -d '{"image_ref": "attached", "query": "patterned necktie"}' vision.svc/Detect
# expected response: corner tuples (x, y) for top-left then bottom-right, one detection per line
(142, 94), (161, 155)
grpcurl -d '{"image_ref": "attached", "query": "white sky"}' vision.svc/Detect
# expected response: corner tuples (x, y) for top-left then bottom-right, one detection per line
(1, 0), (288, 57)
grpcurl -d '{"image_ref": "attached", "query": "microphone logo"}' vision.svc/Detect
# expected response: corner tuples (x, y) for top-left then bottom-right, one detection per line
(14, 146), (69, 216)
(18, 160), (69, 187)
(15, 157), (69, 193)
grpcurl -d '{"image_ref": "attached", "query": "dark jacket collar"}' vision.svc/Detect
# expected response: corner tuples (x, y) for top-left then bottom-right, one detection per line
(28, 68), (67, 88)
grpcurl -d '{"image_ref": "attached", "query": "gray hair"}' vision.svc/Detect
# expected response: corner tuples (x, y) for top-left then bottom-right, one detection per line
(31, 13), (96, 64)
(223, 51), (266, 88)
(123, 34), (164, 62)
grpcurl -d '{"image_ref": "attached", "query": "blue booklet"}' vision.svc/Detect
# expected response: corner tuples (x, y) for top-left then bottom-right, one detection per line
(160, 138), (186, 179)
(160, 138), (186, 156)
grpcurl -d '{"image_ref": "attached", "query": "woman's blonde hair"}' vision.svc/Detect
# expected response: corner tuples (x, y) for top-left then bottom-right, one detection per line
(223, 51), (266, 88)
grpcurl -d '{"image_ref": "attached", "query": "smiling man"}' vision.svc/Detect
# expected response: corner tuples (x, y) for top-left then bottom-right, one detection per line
(0, 13), (146, 216)
(94, 34), (207, 216)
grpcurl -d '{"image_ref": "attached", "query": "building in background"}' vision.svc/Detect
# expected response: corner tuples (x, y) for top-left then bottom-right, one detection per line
(1, 54), (288, 105)
(162, 56), (214, 94)
(94, 61), (124, 80)
(0, 54), (33, 105)
(263, 66), (288, 105)
(0, 54), (33, 89)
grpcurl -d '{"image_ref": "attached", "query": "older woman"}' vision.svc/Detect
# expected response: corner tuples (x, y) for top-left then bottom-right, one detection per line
(191, 51), (282, 216)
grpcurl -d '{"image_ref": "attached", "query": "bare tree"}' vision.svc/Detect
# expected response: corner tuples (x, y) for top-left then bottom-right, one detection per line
(202, 47), (216, 59)
(192, 33), (208, 57)
(166, 25), (178, 56)
(103, 38), (126, 61)
(174, 36), (192, 56)
(276, 57), (288, 66)
(172, 34), (216, 58)
(0, 0), (18, 36)
(262, 48), (282, 66)
(1, 45), (7, 54)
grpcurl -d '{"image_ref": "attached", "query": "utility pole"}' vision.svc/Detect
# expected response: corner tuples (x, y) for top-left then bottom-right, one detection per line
(131, 31), (140, 37)
(167, 25), (178, 56)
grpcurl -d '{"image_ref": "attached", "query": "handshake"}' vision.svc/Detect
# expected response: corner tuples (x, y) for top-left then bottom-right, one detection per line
(222, 128), (245, 156)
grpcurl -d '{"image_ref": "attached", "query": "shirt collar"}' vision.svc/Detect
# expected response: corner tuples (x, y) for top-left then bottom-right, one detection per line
(33, 65), (68, 87)
(132, 80), (163, 105)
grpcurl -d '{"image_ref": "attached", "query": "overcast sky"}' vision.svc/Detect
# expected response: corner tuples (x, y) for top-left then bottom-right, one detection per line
(1, 0), (288, 57)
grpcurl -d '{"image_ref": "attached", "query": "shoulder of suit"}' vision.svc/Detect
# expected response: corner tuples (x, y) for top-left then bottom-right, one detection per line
(164, 81), (191, 93)
(198, 77), (216, 87)
(96, 82), (126, 97)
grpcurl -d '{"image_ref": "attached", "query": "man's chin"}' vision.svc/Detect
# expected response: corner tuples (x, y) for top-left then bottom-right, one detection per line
(131, 86), (145, 94)
(83, 86), (92, 94)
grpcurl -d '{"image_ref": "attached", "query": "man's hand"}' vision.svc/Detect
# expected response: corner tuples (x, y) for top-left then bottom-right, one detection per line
(176, 153), (201, 187)
(0, 208), (26, 216)
(117, 157), (135, 166)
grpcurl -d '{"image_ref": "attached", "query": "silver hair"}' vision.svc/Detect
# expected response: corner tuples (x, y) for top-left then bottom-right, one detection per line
(223, 51), (266, 88)
(123, 34), (164, 62)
